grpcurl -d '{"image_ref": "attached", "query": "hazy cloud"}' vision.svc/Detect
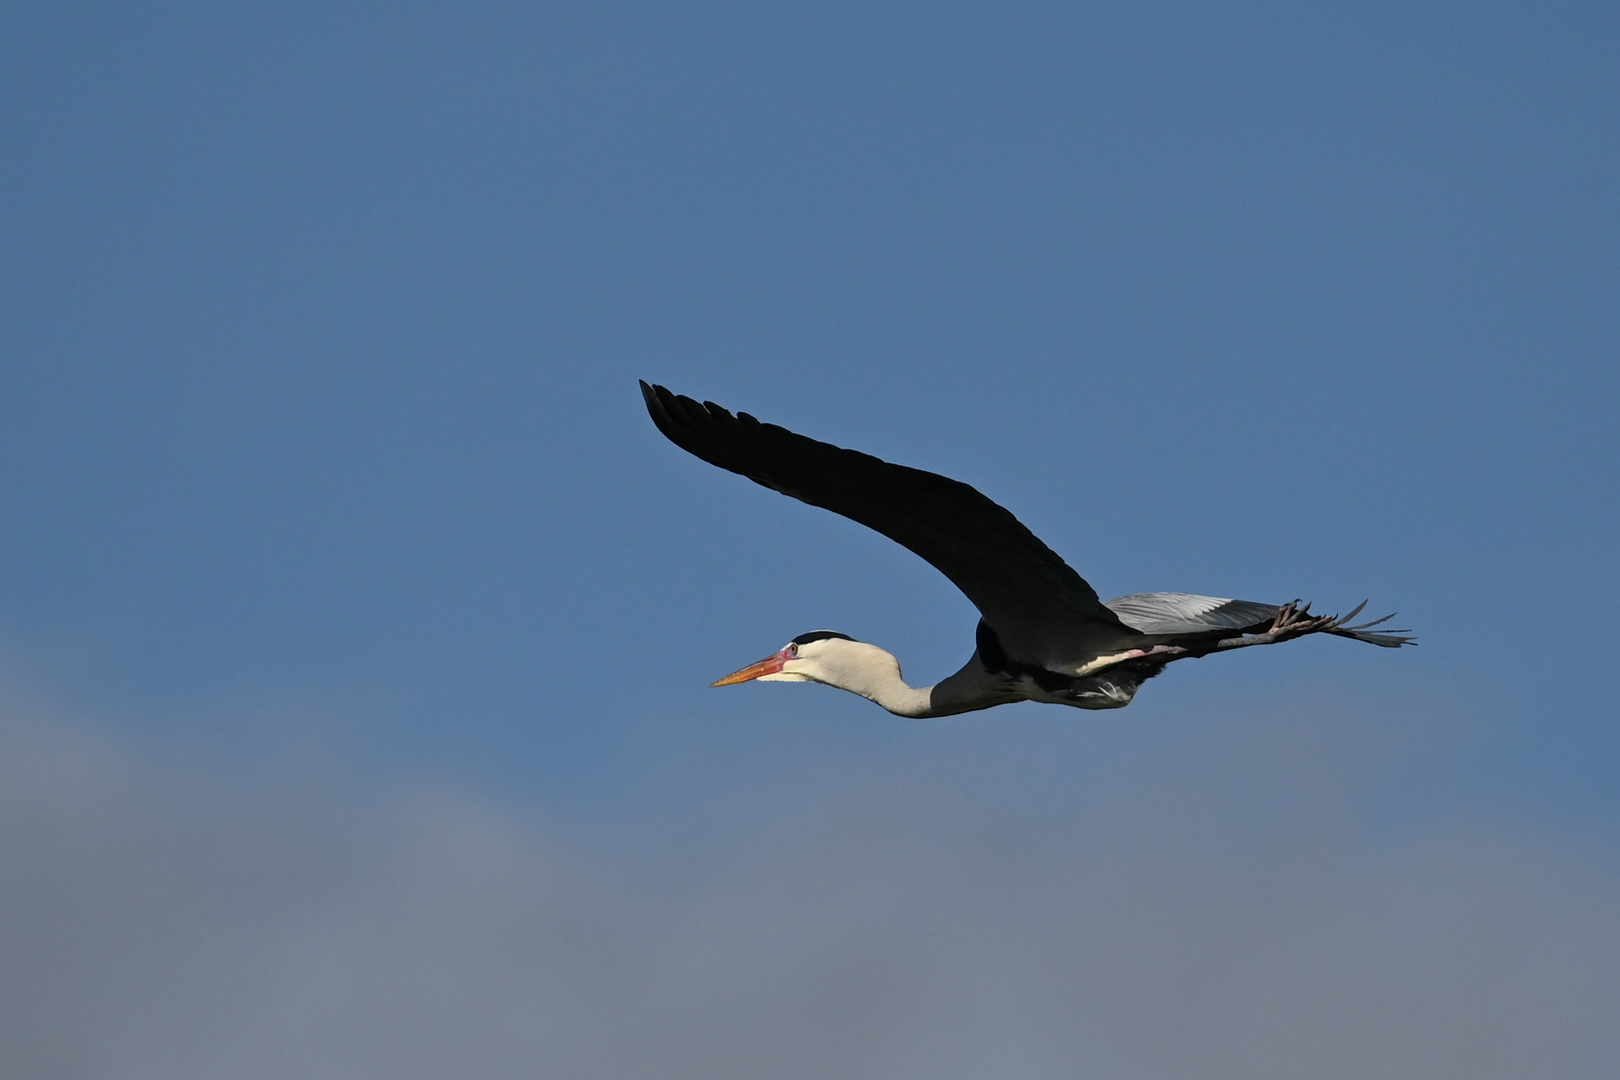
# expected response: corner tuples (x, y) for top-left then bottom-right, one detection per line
(1, 688), (1615, 1080)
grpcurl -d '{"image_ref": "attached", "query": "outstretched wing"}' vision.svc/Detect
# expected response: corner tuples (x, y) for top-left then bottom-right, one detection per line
(642, 382), (1140, 670)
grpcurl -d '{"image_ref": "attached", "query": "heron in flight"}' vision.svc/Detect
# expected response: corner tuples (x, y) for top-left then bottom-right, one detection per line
(642, 382), (1411, 717)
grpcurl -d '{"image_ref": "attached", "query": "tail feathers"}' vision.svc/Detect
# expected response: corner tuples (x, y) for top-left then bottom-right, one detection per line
(1326, 602), (1415, 648)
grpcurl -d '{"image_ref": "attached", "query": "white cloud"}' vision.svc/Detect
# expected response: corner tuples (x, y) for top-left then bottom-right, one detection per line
(1, 685), (1615, 1080)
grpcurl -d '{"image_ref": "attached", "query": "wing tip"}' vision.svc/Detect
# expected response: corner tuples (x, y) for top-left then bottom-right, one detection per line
(640, 380), (676, 437)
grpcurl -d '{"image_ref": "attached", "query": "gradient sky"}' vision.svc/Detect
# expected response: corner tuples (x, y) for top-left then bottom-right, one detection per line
(2, 2), (1617, 1075)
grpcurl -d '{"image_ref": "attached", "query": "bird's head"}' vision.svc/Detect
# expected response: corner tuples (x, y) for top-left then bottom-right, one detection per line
(711, 630), (899, 694)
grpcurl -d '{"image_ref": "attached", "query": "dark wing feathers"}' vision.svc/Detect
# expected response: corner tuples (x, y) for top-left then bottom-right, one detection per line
(642, 382), (1139, 669)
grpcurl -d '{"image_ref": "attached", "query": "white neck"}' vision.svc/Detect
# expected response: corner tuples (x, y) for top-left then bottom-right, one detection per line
(846, 667), (936, 718)
(802, 642), (1017, 718)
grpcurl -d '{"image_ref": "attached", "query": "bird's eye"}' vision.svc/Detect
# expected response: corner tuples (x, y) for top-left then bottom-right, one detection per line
(786, 643), (799, 656)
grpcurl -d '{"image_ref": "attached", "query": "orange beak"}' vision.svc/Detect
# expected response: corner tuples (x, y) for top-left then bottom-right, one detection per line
(711, 647), (791, 686)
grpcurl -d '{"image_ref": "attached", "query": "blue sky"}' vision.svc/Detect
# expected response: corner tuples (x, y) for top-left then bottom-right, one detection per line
(2, 2), (1617, 1074)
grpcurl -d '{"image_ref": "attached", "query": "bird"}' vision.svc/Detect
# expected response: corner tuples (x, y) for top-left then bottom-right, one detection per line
(641, 382), (1412, 718)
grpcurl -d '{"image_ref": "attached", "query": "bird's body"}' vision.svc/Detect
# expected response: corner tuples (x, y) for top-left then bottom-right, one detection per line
(642, 382), (1412, 716)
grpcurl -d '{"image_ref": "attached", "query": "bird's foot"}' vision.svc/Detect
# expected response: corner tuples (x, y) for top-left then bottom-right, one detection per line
(1262, 600), (1338, 643)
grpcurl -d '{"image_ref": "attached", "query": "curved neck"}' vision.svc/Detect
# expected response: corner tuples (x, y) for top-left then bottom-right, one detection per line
(855, 675), (935, 718)
(832, 650), (1017, 719)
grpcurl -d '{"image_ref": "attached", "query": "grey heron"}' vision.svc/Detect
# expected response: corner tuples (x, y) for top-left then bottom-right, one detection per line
(642, 382), (1412, 717)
